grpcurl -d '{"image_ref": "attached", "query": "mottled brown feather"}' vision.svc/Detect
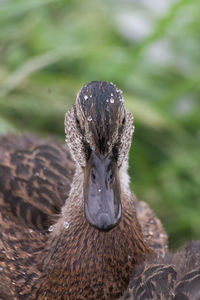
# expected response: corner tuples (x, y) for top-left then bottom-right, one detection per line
(0, 133), (74, 231)
(121, 241), (200, 300)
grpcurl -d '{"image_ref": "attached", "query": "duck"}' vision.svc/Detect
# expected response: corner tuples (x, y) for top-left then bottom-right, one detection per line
(121, 240), (200, 300)
(0, 81), (167, 299)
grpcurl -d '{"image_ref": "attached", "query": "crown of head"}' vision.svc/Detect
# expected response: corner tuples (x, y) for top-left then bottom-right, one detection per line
(65, 81), (134, 168)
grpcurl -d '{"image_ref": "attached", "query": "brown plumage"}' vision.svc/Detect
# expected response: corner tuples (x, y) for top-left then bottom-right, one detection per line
(121, 241), (200, 300)
(0, 81), (167, 299)
(0, 134), (74, 231)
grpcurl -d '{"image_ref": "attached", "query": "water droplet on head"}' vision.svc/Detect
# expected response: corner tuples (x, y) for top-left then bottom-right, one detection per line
(98, 189), (101, 193)
(84, 95), (88, 100)
(0, 266), (3, 271)
(87, 116), (92, 122)
(29, 228), (33, 233)
(34, 172), (39, 177)
(106, 99), (109, 103)
(110, 98), (114, 104)
(111, 93), (113, 97)
(63, 221), (69, 229)
(48, 225), (54, 232)
(128, 255), (134, 263)
(160, 233), (166, 238)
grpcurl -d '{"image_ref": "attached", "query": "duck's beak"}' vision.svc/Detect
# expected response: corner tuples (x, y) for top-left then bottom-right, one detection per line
(83, 152), (121, 231)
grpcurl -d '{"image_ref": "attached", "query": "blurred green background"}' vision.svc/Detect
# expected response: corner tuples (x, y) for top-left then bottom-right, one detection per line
(0, 0), (199, 248)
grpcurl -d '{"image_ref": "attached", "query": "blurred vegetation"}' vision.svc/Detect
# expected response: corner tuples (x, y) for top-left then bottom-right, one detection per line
(0, 0), (200, 248)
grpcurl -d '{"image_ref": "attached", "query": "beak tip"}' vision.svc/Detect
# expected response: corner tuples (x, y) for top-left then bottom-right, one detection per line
(91, 212), (121, 232)
(97, 213), (112, 231)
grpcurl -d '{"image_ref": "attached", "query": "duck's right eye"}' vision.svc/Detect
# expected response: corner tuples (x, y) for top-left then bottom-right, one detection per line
(91, 169), (96, 183)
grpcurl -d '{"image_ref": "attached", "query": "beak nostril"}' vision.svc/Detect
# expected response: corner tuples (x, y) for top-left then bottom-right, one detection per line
(110, 172), (113, 181)
(107, 170), (113, 185)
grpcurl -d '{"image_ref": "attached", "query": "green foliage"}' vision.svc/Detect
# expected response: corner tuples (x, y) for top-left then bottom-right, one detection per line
(0, 0), (199, 248)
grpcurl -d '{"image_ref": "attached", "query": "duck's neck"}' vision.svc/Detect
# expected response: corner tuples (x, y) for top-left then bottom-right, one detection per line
(38, 162), (151, 300)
